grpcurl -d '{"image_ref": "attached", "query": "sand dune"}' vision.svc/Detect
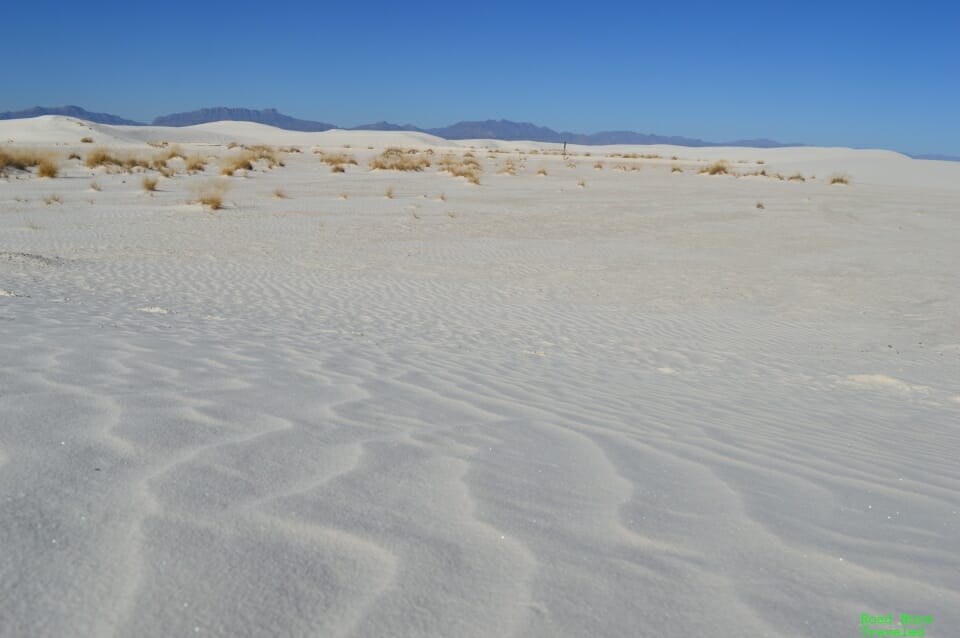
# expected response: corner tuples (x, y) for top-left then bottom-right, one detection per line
(1, 116), (958, 637)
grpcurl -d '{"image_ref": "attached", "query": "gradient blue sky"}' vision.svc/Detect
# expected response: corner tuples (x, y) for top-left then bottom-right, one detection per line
(3, 1), (958, 155)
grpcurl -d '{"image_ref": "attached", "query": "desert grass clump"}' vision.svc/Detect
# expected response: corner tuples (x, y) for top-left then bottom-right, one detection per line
(89, 180), (101, 191)
(699, 160), (730, 175)
(756, 202), (765, 209)
(273, 188), (289, 199)
(788, 173), (806, 182)
(242, 144), (283, 168)
(671, 165), (683, 173)
(142, 176), (158, 192)
(37, 158), (59, 178)
(220, 152), (255, 176)
(385, 186), (394, 199)
(829, 174), (850, 185)
(0, 147), (53, 176)
(80, 137), (94, 144)
(318, 151), (358, 173)
(594, 161), (604, 170)
(68, 152), (81, 160)
(437, 153), (481, 184)
(339, 192), (348, 200)
(537, 167), (548, 176)
(578, 179), (586, 188)
(194, 179), (230, 210)
(498, 159), (518, 175)
(369, 147), (431, 172)
(43, 194), (62, 205)
(185, 155), (207, 173)
(85, 148), (123, 169)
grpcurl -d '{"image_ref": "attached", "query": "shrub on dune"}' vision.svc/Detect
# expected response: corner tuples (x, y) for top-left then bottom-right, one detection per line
(369, 147), (431, 171)
(37, 158), (59, 178)
(699, 160), (730, 175)
(194, 179), (230, 210)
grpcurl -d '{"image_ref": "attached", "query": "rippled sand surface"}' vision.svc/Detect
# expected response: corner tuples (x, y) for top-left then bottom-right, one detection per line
(1, 117), (959, 637)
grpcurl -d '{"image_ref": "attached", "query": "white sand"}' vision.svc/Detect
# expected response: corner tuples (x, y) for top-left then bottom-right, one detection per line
(2, 116), (959, 637)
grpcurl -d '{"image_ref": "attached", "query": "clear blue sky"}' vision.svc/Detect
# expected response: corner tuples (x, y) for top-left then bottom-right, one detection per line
(3, 1), (958, 155)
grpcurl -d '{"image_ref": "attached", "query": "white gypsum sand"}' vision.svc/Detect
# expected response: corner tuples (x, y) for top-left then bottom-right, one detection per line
(1, 115), (959, 637)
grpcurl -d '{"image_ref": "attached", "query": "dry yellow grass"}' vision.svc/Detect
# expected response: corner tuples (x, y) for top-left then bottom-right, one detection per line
(497, 159), (518, 176)
(671, 165), (683, 173)
(80, 137), (94, 144)
(142, 176), (158, 192)
(385, 186), (394, 199)
(194, 180), (230, 210)
(537, 168), (548, 176)
(437, 153), (482, 184)
(1, 147), (55, 176)
(700, 160), (730, 175)
(85, 148), (159, 172)
(339, 192), (348, 200)
(318, 151), (358, 172)
(273, 188), (288, 199)
(369, 147), (431, 171)
(185, 155), (207, 173)
(68, 152), (81, 160)
(788, 173), (806, 182)
(37, 158), (59, 178)
(89, 180), (100, 191)
(593, 161), (604, 169)
(829, 174), (850, 185)
(220, 152), (255, 176)
(43, 194), (62, 205)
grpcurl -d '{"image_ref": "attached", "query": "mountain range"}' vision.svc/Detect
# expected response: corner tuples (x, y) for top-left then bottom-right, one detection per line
(2, 105), (958, 160)
(0, 105), (797, 149)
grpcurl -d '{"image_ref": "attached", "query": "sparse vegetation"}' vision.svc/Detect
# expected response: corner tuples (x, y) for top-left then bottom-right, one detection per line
(1, 147), (56, 176)
(788, 173), (806, 182)
(829, 174), (850, 185)
(273, 188), (288, 199)
(68, 152), (81, 160)
(756, 202), (765, 209)
(437, 153), (482, 184)
(537, 168), (548, 176)
(671, 165), (683, 173)
(498, 159), (518, 175)
(385, 186), (394, 199)
(339, 192), (348, 200)
(80, 137), (94, 144)
(142, 176), (158, 191)
(89, 180), (100, 191)
(594, 161), (604, 170)
(317, 151), (358, 172)
(220, 152), (255, 176)
(195, 180), (229, 210)
(37, 158), (59, 178)
(369, 147), (431, 171)
(700, 160), (730, 175)
(43, 194), (62, 205)
(578, 179), (586, 188)
(185, 155), (207, 173)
